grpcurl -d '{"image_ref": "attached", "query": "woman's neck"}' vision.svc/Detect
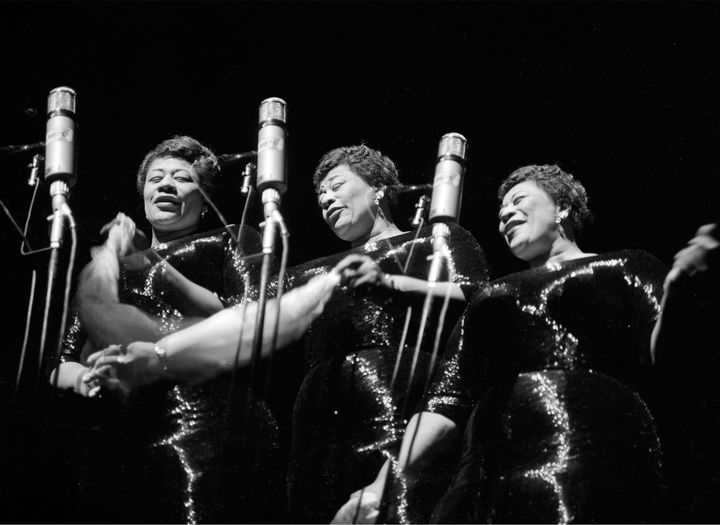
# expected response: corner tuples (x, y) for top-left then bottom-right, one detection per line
(151, 225), (199, 247)
(528, 237), (595, 268)
(351, 216), (404, 247)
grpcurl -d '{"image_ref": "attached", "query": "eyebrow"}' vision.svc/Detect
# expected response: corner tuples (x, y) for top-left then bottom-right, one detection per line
(149, 168), (191, 175)
(318, 174), (339, 192)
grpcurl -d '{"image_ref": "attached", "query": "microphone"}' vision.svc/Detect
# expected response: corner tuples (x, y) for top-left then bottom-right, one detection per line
(429, 132), (467, 224)
(428, 132), (467, 282)
(256, 97), (287, 251)
(257, 97), (287, 195)
(45, 86), (77, 247)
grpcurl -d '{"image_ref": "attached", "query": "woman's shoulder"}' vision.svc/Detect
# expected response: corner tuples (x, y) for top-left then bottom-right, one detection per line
(594, 249), (668, 278)
(485, 249), (664, 284)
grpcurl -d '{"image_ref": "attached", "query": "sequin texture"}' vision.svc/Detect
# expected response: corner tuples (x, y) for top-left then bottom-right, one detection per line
(413, 250), (668, 524)
(61, 225), (283, 524)
(285, 223), (489, 523)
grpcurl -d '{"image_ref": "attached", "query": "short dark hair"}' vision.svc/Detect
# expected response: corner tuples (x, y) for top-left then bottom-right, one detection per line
(313, 144), (401, 197)
(498, 164), (593, 233)
(136, 135), (220, 196)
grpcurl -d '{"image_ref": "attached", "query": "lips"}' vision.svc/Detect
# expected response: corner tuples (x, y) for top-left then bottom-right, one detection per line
(325, 206), (345, 225)
(154, 195), (180, 205)
(504, 219), (525, 238)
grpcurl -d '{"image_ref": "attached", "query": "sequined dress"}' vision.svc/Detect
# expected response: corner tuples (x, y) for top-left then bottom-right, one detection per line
(410, 250), (667, 524)
(61, 225), (283, 524)
(285, 224), (489, 523)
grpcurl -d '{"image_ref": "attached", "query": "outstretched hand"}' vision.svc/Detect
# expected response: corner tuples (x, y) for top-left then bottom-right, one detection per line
(665, 223), (719, 289)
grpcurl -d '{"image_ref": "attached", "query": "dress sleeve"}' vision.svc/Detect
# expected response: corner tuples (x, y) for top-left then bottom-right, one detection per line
(420, 292), (486, 425)
(221, 224), (264, 305)
(625, 250), (667, 368)
(445, 223), (490, 300)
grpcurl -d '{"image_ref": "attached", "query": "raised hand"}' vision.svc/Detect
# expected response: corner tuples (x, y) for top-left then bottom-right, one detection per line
(665, 223), (719, 288)
(98, 212), (148, 257)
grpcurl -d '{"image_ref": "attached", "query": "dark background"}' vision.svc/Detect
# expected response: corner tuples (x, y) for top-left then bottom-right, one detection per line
(0, 1), (719, 520)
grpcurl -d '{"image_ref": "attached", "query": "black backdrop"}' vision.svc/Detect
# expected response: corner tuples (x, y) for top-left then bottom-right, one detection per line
(0, 1), (719, 520)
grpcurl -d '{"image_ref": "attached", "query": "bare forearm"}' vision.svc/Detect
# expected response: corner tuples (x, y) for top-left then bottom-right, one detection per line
(79, 300), (163, 348)
(389, 276), (465, 302)
(156, 273), (338, 382)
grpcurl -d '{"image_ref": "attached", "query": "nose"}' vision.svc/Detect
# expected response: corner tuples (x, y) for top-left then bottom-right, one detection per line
(319, 191), (334, 210)
(157, 174), (178, 194)
(499, 205), (514, 226)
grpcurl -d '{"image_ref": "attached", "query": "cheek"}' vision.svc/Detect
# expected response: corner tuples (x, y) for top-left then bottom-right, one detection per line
(182, 188), (203, 205)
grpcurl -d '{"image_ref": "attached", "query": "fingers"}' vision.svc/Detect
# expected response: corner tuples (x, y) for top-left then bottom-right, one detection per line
(696, 223), (719, 238)
(86, 345), (124, 365)
(87, 378), (131, 399)
(672, 244), (709, 276)
(331, 491), (380, 524)
(334, 254), (371, 273)
(353, 270), (382, 289)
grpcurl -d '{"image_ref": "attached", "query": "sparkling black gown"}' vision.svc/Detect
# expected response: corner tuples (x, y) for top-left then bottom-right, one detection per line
(61, 225), (283, 524)
(285, 224), (489, 523)
(403, 250), (667, 524)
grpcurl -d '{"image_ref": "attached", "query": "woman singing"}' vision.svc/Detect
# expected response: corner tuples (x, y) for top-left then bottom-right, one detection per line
(51, 136), (285, 524)
(337, 164), (670, 524)
(285, 144), (489, 523)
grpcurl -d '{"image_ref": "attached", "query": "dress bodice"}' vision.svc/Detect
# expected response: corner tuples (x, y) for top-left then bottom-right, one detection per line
(287, 223), (489, 370)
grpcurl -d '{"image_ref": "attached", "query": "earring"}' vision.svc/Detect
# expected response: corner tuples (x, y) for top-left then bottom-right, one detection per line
(556, 211), (568, 224)
(374, 189), (385, 206)
(201, 206), (208, 219)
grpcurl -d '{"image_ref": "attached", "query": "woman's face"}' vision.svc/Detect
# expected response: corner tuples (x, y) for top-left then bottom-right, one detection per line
(317, 165), (378, 242)
(498, 180), (563, 262)
(143, 156), (204, 236)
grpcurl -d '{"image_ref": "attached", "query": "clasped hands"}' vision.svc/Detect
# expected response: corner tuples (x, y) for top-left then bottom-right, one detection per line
(334, 254), (394, 293)
(81, 342), (163, 398)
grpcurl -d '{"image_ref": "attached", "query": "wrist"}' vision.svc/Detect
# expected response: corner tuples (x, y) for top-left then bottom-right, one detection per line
(153, 343), (170, 377)
(382, 273), (396, 291)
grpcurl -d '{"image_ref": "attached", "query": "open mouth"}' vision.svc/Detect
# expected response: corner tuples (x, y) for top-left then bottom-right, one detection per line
(154, 195), (180, 205)
(504, 219), (524, 238)
(325, 206), (345, 225)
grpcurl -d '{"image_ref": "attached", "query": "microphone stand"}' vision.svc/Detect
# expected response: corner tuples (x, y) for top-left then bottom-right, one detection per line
(401, 222), (452, 414)
(248, 188), (281, 396)
(37, 181), (76, 396)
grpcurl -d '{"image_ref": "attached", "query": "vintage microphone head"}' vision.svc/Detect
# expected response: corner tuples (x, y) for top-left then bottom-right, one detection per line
(429, 132), (467, 224)
(45, 86), (77, 187)
(256, 97), (287, 195)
